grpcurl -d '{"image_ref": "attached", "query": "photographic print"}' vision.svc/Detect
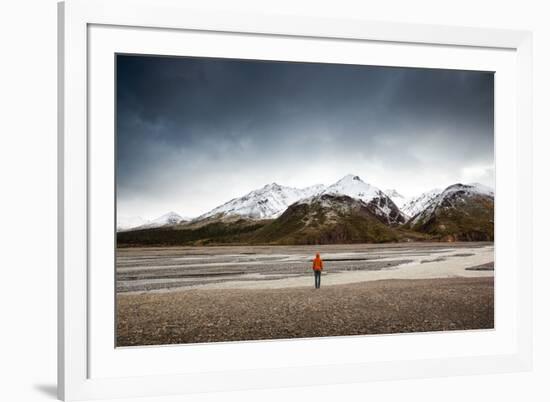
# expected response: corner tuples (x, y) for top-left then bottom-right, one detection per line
(115, 55), (494, 347)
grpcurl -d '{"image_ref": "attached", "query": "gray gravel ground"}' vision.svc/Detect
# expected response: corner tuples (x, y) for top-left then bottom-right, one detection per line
(116, 276), (494, 346)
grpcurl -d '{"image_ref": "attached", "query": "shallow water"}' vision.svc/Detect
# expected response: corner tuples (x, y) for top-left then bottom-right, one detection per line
(116, 242), (494, 293)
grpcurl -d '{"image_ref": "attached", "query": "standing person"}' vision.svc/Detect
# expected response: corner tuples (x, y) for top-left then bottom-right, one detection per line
(312, 252), (323, 289)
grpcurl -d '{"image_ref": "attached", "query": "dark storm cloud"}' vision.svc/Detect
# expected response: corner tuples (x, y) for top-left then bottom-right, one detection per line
(116, 54), (494, 219)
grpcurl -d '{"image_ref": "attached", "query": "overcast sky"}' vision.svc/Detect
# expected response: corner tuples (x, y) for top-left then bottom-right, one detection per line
(116, 54), (494, 220)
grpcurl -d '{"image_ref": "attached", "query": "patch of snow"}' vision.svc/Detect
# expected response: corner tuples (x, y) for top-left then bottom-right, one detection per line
(197, 182), (326, 220)
(299, 174), (406, 224)
(117, 216), (147, 232)
(321, 174), (383, 203)
(410, 183), (494, 226)
(401, 188), (442, 218)
(440, 183), (495, 199)
(138, 211), (185, 229)
(467, 182), (495, 197)
(385, 188), (408, 209)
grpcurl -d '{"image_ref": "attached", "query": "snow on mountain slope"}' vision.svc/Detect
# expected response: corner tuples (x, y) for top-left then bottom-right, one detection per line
(318, 175), (407, 225)
(385, 188), (408, 210)
(410, 183), (494, 227)
(406, 182), (495, 241)
(118, 179), (493, 233)
(117, 216), (148, 232)
(117, 212), (186, 232)
(466, 182), (494, 197)
(197, 182), (326, 220)
(257, 193), (402, 244)
(321, 175), (380, 202)
(400, 188), (442, 218)
(137, 211), (185, 229)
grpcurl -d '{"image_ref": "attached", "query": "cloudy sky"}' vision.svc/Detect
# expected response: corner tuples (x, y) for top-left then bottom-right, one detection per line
(116, 54), (494, 220)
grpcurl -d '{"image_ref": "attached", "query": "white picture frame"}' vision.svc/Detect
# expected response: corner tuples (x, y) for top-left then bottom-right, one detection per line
(58, 0), (533, 400)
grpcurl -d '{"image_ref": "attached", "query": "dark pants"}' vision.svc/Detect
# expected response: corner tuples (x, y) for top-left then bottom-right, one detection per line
(314, 270), (321, 288)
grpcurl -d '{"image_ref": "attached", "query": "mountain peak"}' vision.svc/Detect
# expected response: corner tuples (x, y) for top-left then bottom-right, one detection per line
(320, 175), (406, 225)
(442, 182), (494, 197)
(150, 211), (183, 225)
(323, 174), (377, 199)
(407, 182), (494, 241)
(410, 182), (494, 227)
(338, 174), (364, 183)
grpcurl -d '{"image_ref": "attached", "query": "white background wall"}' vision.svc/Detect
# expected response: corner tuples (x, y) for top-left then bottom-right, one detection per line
(0, 0), (548, 401)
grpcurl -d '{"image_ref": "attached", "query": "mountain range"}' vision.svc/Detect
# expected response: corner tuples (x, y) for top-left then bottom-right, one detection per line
(197, 183), (325, 220)
(117, 174), (494, 246)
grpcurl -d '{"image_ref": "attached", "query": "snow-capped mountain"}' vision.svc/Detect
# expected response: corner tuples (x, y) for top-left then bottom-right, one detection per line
(118, 178), (493, 240)
(400, 188), (442, 219)
(117, 179), (496, 245)
(410, 183), (494, 226)
(197, 174), (406, 225)
(385, 189), (408, 210)
(318, 175), (407, 225)
(197, 182), (326, 220)
(137, 211), (185, 229)
(321, 175), (380, 202)
(408, 183), (495, 241)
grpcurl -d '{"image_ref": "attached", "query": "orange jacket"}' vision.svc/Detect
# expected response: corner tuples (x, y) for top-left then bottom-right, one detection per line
(312, 254), (323, 271)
